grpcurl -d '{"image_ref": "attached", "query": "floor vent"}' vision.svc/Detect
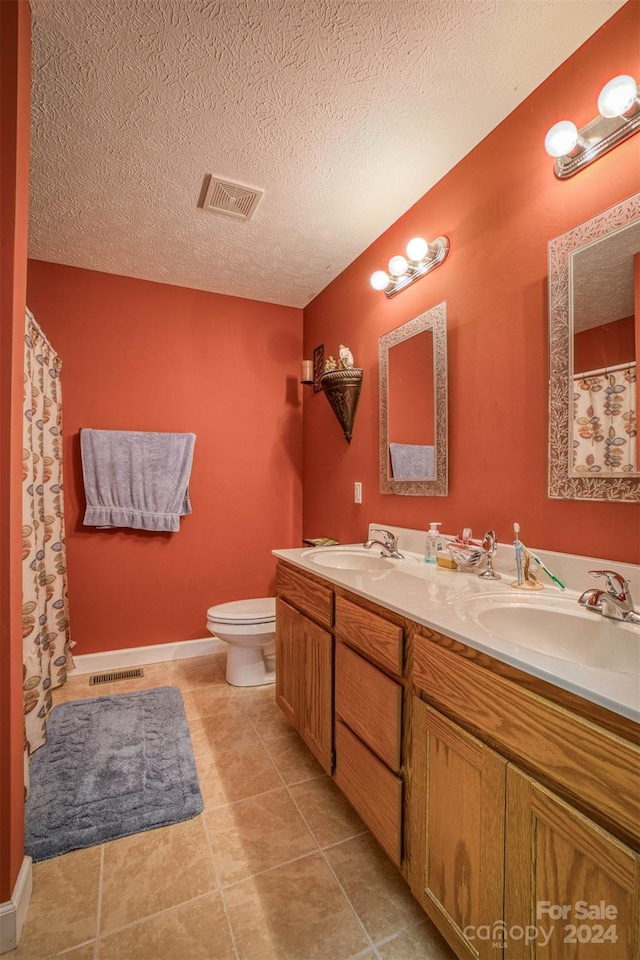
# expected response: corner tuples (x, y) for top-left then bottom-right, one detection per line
(201, 175), (264, 221)
(89, 668), (144, 685)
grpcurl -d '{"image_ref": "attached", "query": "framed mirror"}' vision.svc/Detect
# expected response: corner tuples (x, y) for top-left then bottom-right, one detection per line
(379, 301), (448, 496)
(548, 192), (639, 501)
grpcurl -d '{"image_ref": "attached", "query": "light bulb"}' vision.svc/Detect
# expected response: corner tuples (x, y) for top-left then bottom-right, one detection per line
(388, 255), (408, 278)
(406, 237), (428, 262)
(370, 270), (390, 291)
(597, 74), (638, 118)
(544, 120), (580, 158)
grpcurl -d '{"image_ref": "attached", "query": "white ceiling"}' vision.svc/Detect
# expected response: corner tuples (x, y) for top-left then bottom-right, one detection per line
(28, 0), (625, 308)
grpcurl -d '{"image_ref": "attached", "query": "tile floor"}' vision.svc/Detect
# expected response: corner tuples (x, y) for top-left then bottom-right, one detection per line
(14, 653), (455, 960)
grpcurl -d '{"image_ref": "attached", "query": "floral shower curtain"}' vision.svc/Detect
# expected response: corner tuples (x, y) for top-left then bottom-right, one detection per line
(23, 309), (73, 770)
(573, 365), (637, 475)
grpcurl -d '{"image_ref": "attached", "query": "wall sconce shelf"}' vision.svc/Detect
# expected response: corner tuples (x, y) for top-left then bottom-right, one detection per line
(320, 368), (363, 443)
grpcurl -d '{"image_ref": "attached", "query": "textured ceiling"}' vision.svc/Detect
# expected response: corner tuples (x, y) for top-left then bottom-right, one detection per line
(28, 0), (625, 308)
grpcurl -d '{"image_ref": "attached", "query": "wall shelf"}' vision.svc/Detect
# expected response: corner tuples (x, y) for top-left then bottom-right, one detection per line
(320, 369), (363, 443)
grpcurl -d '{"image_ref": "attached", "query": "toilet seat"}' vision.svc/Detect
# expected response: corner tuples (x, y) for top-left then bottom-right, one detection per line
(206, 597), (275, 625)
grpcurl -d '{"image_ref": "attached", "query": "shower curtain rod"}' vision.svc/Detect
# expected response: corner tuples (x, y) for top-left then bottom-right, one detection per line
(573, 359), (636, 380)
(26, 307), (56, 354)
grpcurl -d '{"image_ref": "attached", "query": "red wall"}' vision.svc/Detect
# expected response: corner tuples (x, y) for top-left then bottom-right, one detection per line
(302, 3), (640, 565)
(27, 262), (303, 654)
(0, 0), (30, 906)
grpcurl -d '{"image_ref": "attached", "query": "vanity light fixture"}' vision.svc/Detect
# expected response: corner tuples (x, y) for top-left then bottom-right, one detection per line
(544, 73), (640, 179)
(370, 235), (450, 298)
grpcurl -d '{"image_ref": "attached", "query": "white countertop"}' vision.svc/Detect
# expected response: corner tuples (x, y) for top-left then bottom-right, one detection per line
(273, 542), (640, 724)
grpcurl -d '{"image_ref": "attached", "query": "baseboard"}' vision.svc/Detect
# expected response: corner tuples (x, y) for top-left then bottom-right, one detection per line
(70, 636), (226, 676)
(0, 857), (32, 953)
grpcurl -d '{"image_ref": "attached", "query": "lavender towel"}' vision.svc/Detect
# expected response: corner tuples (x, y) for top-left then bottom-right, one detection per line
(389, 443), (435, 480)
(80, 429), (196, 532)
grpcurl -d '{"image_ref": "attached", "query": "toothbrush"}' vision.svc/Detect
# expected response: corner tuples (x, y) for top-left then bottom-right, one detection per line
(513, 523), (523, 585)
(528, 551), (566, 590)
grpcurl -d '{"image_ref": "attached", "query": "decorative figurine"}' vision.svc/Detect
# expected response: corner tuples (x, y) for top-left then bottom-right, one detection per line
(338, 345), (354, 369)
(323, 356), (338, 372)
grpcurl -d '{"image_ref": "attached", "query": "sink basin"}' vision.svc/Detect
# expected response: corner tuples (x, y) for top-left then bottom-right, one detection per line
(304, 548), (394, 572)
(460, 593), (640, 674)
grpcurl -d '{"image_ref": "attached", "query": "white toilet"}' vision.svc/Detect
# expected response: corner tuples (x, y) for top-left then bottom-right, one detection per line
(205, 597), (276, 687)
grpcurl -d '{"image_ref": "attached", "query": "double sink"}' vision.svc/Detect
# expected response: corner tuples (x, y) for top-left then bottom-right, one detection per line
(302, 546), (639, 678)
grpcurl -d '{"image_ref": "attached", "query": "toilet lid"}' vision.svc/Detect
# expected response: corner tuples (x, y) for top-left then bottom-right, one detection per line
(206, 597), (276, 624)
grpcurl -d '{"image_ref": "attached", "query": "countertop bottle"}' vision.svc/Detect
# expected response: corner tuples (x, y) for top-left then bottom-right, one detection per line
(425, 522), (442, 563)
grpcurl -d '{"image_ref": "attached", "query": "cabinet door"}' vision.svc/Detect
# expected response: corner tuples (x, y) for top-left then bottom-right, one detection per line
(275, 598), (299, 726)
(298, 612), (333, 774)
(505, 765), (640, 960)
(409, 698), (507, 960)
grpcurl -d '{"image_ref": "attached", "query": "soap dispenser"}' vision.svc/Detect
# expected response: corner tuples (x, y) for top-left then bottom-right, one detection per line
(425, 522), (442, 563)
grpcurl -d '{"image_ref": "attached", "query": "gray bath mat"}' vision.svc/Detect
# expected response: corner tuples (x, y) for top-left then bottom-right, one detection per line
(25, 686), (203, 862)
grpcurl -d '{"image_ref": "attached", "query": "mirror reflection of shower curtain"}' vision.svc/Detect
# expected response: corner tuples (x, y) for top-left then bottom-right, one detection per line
(573, 364), (637, 474)
(23, 309), (74, 785)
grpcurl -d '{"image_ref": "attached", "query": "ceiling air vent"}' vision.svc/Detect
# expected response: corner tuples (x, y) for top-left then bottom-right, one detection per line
(201, 175), (264, 221)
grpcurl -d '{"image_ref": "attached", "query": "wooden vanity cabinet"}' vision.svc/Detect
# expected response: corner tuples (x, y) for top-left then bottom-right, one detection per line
(276, 558), (640, 959)
(275, 564), (333, 774)
(410, 628), (640, 960)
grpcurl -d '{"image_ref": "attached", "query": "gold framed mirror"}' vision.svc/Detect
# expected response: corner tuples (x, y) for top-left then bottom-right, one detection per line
(548, 192), (639, 501)
(379, 301), (448, 496)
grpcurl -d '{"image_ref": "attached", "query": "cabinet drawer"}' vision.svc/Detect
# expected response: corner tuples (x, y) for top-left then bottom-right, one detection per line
(335, 720), (403, 866)
(414, 637), (640, 841)
(276, 563), (333, 629)
(335, 596), (403, 677)
(335, 642), (402, 770)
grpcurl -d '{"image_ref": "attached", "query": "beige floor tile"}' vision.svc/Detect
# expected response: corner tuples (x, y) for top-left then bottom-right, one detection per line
(182, 684), (242, 721)
(13, 848), (100, 960)
(195, 741), (282, 808)
(240, 688), (295, 740)
(205, 788), (316, 885)
(289, 775), (366, 848)
(264, 733), (325, 785)
(376, 920), (456, 960)
(46, 944), (96, 960)
(52, 676), (103, 704)
(99, 893), (235, 960)
(324, 834), (424, 943)
(168, 655), (225, 691)
(224, 852), (369, 960)
(100, 816), (216, 933)
(178, 686), (229, 721)
(187, 701), (259, 757)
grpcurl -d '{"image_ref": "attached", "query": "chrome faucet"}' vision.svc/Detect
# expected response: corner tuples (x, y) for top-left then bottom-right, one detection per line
(363, 528), (404, 559)
(578, 570), (640, 625)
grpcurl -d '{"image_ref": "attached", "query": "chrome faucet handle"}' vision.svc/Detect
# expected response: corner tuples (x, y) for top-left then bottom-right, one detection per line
(478, 529), (501, 580)
(371, 528), (397, 549)
(589, 570), (630, 599)
(364, 528), (403, 559)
